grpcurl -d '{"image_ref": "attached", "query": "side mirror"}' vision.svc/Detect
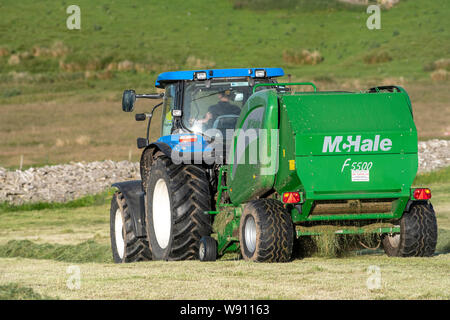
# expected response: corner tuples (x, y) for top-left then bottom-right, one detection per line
(137, 137), (149, 149)
(122, 90), (136, 112)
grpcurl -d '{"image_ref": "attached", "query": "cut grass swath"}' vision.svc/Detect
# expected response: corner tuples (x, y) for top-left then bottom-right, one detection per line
(0, 239), (111, 263)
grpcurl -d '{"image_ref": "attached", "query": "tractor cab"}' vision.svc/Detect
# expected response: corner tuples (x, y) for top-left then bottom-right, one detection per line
(121, 68), (284, 164)
(122, 68), (284, 143)
(156, 68), (284, 140)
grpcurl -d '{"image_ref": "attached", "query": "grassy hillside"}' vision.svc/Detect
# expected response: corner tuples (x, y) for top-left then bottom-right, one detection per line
(0, 0), (448, 99)
(0, 0), (448, 167)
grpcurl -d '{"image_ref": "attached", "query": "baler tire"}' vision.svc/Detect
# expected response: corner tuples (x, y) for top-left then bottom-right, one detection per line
(382, 203), (437, 257)
(239, 199), (294, 262)
(110, 192), (152, 263)
(145, 156), (212, 260)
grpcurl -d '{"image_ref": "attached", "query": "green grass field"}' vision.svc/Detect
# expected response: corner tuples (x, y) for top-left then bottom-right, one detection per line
(0, 168), (449, 299)
(1, 0), (448, 89)
(1, 0), (449, 101)
(0, 0), (449, 300)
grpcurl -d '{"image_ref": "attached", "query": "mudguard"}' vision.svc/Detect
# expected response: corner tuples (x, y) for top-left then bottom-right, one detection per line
(148, 141), (173, 158)
(111, 180), (146, 238)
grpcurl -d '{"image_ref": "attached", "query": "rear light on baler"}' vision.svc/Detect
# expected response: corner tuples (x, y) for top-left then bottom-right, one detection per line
(179, 135), (198, 143)
(282, 192), (301, 204)
(413, 188), (432, 200)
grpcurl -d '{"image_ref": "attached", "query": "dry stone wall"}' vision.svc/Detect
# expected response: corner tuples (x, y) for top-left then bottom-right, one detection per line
(0, 140), (449, 205)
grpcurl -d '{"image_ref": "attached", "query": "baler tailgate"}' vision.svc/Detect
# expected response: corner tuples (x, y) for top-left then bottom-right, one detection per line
(295, 153), (417, 197)
(281, 92), (418, 198)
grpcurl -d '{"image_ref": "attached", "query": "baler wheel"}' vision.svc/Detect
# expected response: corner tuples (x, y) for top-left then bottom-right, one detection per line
(239, 199), (293, 262)
(382, 203), (437, 257)
(110, 192), (152, 263)
(145, 156), (212, 260)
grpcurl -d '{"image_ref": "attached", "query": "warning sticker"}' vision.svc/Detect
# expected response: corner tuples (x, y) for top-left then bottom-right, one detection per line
(351, 169), (370, 182)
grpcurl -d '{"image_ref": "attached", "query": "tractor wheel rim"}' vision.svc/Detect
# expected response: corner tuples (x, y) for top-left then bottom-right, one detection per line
(153, 178), (171, 249)
(115, 208), (125, 259)
(245, 216), (257, 253)
(388, 234), (400, 248)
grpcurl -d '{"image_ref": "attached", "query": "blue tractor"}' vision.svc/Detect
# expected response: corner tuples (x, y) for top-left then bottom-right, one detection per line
(110, 68), (284, 262)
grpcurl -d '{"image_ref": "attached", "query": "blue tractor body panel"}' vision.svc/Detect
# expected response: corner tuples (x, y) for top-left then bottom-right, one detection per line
(157, 134), (213, 154)
(155, 67), (284, 88)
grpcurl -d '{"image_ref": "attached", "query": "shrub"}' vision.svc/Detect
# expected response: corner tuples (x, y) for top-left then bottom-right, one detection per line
(283, 49), (324, 65)
(363, 51), (392, 64)
(430, 69), (448, 81)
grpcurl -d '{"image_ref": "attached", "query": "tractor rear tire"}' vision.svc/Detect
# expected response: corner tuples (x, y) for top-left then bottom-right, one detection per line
(239, 199), (294, 262)
(145, 156), (212, 260)
(110, 192), (152, 263)
(382, 202), (437, 257)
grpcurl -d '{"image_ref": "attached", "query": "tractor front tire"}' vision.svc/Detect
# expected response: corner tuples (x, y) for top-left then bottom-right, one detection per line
(239, 199), (294, 262)
(110, 192), (152, 263)
(145, 156), (212, 260)
(382, 202), (437, 257)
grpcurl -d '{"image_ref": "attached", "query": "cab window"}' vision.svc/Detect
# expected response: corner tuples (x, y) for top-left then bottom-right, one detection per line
(161, 84), (176, 136)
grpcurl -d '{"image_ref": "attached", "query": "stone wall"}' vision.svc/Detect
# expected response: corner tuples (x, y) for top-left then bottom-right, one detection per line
(0, 160), (140, 205)
(0, 139), (448, 205)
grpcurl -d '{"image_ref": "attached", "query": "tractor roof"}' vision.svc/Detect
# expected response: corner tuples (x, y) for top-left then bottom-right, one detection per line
(155, 67), (284, 88)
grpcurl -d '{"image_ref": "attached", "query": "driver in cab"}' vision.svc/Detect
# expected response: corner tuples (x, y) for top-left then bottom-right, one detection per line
(197, 90), (241, 128)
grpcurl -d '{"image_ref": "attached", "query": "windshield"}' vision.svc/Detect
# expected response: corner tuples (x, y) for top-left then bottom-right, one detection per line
(161, 84), (176, 136)
(182, 79), (271, 138)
